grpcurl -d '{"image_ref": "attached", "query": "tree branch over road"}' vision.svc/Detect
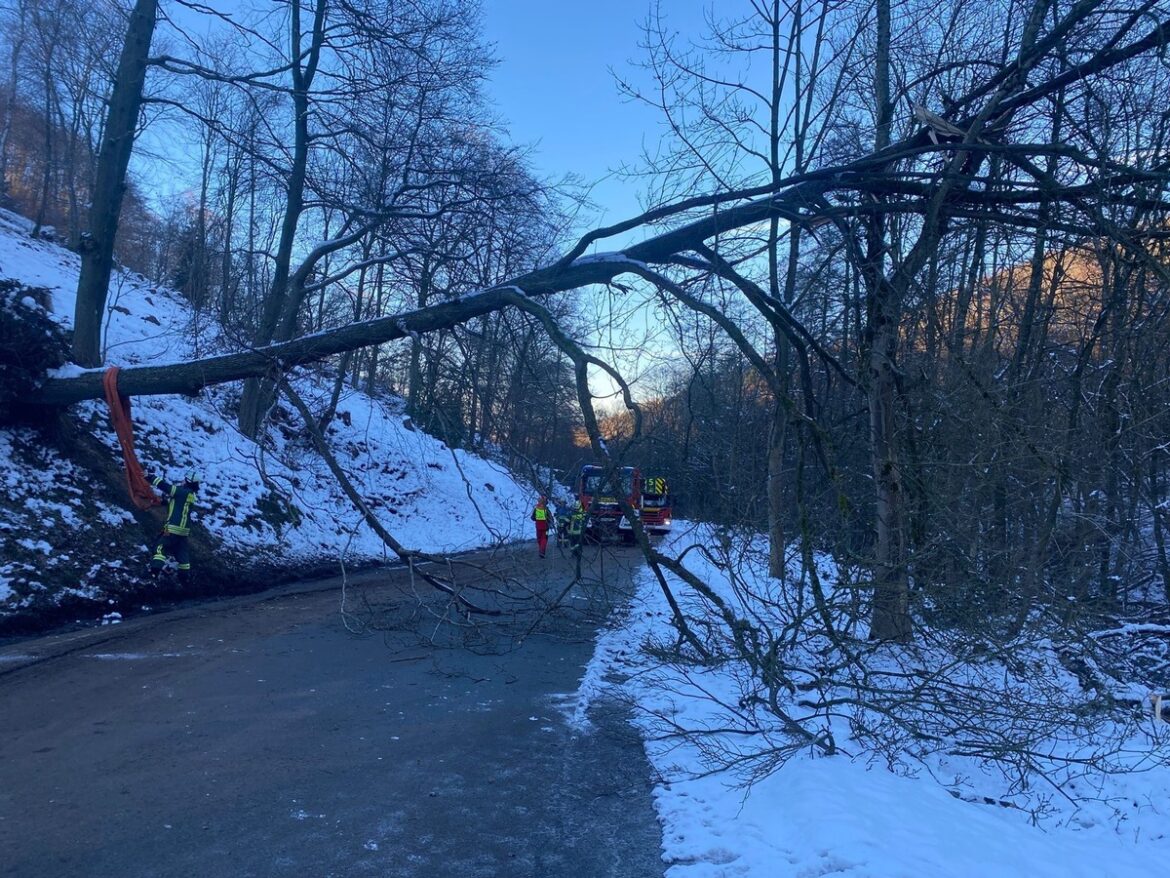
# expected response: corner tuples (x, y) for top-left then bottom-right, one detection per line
(32, 177), (836, 406)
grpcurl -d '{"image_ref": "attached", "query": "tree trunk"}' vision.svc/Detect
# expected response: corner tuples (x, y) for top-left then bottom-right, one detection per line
(319, 350), (352, 430)
(407, 260), (433, 416)
(219, 155), (239, 323)
(865, 0), (911, 642)
(32, 64), (55, 236)
(363, 259), (386, 394)
(1151, 462), (1170, 606)
(867, 308), (911, 642)
(766, 400), (788, 577)
(237, 0), (327, 437)
(72, 0), (158, 367)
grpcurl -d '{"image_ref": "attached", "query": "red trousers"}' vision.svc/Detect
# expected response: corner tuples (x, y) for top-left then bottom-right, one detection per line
(535, 521), (549, 556)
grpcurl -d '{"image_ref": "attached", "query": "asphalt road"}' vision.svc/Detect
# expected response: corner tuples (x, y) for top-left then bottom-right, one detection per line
(0, 544), (665, 878)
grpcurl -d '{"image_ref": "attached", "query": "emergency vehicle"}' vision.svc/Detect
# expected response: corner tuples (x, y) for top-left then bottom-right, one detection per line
(575, 465), (673, 542)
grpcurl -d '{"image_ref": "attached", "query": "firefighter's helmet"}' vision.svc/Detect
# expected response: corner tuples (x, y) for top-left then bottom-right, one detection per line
(183, 468), (202, 485)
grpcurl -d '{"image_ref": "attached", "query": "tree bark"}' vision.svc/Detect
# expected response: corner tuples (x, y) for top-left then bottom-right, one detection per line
(866, 303), (912, 642)
(863, 0), (912, 643)
(72, 0), (158, 367)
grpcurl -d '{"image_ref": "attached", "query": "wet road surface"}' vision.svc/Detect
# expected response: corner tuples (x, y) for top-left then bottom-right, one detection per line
(0, 544), (664, 877)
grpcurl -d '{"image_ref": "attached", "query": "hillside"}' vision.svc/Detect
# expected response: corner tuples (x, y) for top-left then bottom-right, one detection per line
(0, 208), (534, 634)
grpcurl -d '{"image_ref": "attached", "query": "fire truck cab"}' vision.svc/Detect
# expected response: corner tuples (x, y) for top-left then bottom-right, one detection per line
(576, 464), (636, 543)
(575, 465), (672, 542)
(638, 475), (673, 535)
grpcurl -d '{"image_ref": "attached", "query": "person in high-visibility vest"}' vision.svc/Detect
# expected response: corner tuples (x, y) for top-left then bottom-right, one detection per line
(148, 468), (200, 584)
(531, 495), (551, 558)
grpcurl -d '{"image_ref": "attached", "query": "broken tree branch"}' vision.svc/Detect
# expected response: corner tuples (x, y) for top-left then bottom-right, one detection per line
(280, 377), (501, 616)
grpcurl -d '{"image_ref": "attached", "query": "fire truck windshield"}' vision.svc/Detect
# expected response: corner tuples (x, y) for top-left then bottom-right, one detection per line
(582, 469), (634, 497)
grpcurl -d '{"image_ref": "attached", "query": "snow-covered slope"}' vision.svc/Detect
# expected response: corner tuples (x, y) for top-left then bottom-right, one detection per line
(0, 208), (534, 624)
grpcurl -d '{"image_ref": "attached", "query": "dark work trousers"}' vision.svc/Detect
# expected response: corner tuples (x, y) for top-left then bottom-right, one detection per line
(150, 533), (191, 582)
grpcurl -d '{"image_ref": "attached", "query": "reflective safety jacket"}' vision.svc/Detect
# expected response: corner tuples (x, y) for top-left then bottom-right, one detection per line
(152, 476), (197, 536)
(568, 505), (586, 536)
(532, 504), (549, 522)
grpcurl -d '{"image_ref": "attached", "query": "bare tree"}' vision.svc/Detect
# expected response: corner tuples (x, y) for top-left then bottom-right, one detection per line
(226, 0), (503, 437)
(73, 0), (158, 367)
(626, 0), (850, 578)
(0, 0), (29, 199)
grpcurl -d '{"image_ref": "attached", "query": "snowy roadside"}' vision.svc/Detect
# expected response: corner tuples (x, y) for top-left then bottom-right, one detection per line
(0, 209), (536, 630)
(577, 522), (1169, 878)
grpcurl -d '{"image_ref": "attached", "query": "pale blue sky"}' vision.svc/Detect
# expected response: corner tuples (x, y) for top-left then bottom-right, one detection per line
(480, 0), (705, 231)
(145, 0), (710, 233)
(479, 1), (713, 398)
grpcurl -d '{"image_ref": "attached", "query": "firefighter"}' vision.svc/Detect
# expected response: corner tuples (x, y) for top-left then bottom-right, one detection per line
(148, 468), (200, 585)
(567, 500), (587, 558)
(532, 495), (551, 558)
(555, 504), (571, 548)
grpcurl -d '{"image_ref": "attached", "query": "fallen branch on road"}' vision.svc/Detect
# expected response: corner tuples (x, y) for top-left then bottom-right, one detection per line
(280, 378), (500, 617)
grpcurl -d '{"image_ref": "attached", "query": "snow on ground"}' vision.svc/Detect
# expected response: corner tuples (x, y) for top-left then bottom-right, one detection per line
(0, 208), (534, 612)
(578, 521), (1170, 877)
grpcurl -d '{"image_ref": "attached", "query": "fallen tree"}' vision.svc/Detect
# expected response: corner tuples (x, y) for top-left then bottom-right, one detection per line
(34, 114), (1168, 408)
(29, 175), (834, 406)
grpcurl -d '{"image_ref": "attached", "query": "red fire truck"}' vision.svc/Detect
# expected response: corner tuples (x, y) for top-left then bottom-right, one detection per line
(575, 465), (672, 542)
(638, 475), (673, 535)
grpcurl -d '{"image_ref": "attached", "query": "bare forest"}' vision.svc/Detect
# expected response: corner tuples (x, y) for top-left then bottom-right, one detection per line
(3, 0), (1170, 789)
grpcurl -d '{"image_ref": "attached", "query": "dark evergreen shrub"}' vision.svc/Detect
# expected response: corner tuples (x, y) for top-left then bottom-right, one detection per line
(0, 278), (71, 422)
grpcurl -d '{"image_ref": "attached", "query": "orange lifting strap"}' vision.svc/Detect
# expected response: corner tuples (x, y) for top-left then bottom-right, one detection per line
(102, 366), (160, 510)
